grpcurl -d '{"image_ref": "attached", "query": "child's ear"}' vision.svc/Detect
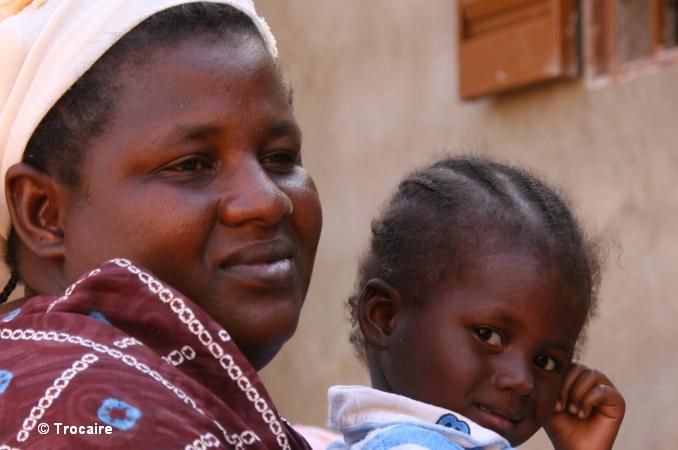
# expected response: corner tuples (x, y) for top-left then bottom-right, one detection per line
(358, 278), (406, 351)
(5, 163), (66, 259)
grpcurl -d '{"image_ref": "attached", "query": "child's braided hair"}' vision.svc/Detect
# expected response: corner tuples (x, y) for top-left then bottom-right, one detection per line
(347, 155), (602, 360)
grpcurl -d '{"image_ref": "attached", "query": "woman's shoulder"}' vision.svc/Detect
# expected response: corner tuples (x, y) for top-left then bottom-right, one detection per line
(0, 296), (29, 314)
(0, 259), (310, 449)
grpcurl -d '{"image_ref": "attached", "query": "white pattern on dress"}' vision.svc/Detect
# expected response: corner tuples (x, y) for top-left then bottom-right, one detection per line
(112, 258), (289, 450)
(15, 353), (98, 444)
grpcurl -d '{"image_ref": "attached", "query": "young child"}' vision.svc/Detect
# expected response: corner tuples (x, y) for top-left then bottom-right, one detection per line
(329, 156), (624, 450)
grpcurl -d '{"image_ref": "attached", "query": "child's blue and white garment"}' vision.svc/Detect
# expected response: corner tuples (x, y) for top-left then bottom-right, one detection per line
(328, 386), (515, 450)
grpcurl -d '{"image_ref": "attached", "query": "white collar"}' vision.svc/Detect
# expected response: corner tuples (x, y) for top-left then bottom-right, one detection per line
(328, 385), (514, 450)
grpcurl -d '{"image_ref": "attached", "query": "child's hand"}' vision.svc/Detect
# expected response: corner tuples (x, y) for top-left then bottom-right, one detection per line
(544, 363), (625, 450)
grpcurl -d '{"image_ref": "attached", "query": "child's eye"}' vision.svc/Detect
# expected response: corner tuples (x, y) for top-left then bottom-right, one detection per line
(534, 355), (559, 372)
(474, 327), (503, 347)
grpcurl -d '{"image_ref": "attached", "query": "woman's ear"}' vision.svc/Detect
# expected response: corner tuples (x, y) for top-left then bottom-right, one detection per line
(358, 278), (406, 351)
(5, 163), (65, 259)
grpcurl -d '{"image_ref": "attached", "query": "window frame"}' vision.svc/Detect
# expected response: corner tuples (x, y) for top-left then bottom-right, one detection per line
(584, 0), (678, 87)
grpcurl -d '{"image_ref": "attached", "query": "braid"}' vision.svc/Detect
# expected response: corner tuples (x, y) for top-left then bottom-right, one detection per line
(2, 227), (19, 303)
(0, 272), (19, 305)
(347, 155), (601, 361)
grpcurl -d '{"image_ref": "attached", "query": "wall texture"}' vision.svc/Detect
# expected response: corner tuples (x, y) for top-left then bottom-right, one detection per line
(256, 1), (678, 449)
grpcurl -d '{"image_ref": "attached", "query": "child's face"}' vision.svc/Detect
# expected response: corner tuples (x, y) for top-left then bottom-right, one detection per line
(58, 35), (322, 370)
(383, 249), (588, 445)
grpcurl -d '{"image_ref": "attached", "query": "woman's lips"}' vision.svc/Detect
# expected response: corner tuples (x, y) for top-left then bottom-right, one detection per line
(220, 257), (297, 288)
(218, 239), (298, 288)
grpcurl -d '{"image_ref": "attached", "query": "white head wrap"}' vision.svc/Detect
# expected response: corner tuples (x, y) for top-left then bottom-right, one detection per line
(0, 0), (278, 238)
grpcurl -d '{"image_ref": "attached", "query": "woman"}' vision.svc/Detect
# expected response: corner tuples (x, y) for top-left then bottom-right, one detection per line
(0, 1), (321, 448)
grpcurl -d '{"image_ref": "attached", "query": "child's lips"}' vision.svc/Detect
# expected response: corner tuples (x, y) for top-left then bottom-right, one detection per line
(472, 403), (525, 435)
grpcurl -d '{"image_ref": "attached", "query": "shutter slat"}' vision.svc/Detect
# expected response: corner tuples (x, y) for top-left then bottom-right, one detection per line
(462, 0), (544, 22)
(465, 2), (551, 39)
(458, 0), (578, 99)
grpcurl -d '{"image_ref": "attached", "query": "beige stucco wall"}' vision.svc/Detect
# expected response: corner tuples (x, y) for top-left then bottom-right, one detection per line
(256, 1), (678, 449)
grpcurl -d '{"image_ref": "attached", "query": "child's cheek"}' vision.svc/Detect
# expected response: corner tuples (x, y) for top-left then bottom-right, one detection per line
(537, 379), (564, 420)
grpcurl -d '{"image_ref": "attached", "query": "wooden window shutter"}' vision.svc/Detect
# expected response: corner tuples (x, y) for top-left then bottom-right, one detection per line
(458, 0), (578, 99)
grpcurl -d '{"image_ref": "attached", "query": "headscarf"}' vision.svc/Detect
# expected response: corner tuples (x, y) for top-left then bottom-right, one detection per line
(0, 0), (278, 238)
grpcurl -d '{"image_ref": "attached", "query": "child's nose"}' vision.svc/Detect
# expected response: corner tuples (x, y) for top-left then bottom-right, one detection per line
(492, 353), (534, 397)
(216, 158), (293, 227)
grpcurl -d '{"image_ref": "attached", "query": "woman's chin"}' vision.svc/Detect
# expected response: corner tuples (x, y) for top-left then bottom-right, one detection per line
(239, 339), (287, 371)
(229, 317), (300, 371)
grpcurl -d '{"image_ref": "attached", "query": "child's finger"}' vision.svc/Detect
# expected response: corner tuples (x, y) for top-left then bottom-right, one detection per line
(572, 384), (621, 419)
(563, 368), (613, 415)
(556, 363), (587, 412)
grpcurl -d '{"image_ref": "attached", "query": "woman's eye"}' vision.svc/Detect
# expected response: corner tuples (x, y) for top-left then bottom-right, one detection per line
(474, 327), (503, 347)
(166, 157), (212, 172)
(534, 355), (559, 372)
(261, 151), (300, 166)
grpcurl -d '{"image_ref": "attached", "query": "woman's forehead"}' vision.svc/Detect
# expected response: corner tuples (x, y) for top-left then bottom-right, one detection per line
(84, 38), (294, 165)
(114, 38), (286, 117)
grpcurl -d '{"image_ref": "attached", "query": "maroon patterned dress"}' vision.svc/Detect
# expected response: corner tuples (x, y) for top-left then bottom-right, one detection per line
(0, 259), (311, 450)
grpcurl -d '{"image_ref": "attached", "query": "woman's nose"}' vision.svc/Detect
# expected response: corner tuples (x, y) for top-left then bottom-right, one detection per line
(217, 159), (293, 227)
(493, 354), (534, 397)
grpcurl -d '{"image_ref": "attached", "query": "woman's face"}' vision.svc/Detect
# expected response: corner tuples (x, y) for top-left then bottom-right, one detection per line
(59, 34), (322, 370)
